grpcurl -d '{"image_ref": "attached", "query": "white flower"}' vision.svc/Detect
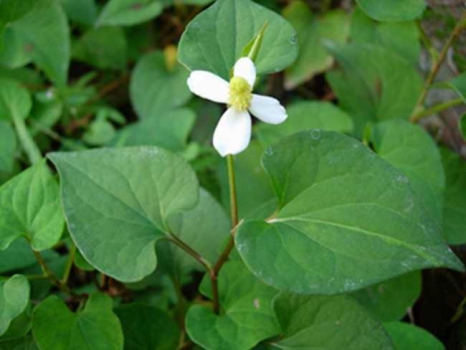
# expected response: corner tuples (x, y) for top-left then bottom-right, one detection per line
(187, 57), (287, 156)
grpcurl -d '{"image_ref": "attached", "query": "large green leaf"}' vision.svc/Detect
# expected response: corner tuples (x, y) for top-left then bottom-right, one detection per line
(48, 147), (199, 282)
(236, 131), (463, 295)
(383, 322), (444, 350)
(0, 121), (16, 177)
(110, 109), (195, 152)
(32, 293), (123, 350)
(0, 160), (63, 251)
(441, 148), (466, 245)
(178, 0), (298, 80)
(270, 293), (394, 349)
(158, 188), (230, 277)
(186, 260), (280, 350)
(284, 1), (349, 89)
(351, 8), (420, 65)
(255, 101), (353, 148)
(326, 43), (423, 136)
(370, 120), (445, 227)
(97, 0), (163, 26)
(351, 272), (421, 322)
(73, 27), (127, 70)
(355, 0), (426, 22)
(0, 0), (70, 86)
(0, 275), (29, 337)
(115, 304), (179, 350)
(130, 51), (191, 119)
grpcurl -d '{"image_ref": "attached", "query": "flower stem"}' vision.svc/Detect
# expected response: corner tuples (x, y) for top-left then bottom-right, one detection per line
(211, 155), (239, 314)
(411, 14), (466, 122)
(410, 98), (464, 123)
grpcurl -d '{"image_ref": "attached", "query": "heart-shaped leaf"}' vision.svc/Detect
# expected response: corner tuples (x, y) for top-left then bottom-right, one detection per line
(271, 293), (394, 349)
(0, 160), (63, 251)
(32, 293), (123, 350)
(0, 275), (29, 336)
(48, 147), (199, 282)
(178, 0), (298, 80)
(236, 131), (463, 295)
(186, 260), (280, 350)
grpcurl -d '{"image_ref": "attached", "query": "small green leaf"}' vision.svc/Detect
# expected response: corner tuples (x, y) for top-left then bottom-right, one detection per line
(97, 0), (164, 26)
(351, 272), (421, 322)
(73, 27), (127, 70)
(110, 108), (195, 152)
(48, 147), (199, 282)
(255, 101), (353, 147)
(61, 0), (97, 26)
(284, 1), (349, 89)
(370, 120), (445, 228)
(0, 78), (31, 121)
(32, 293), (123, 350)
(271, 293), (394, 349)
(0, 0), (70, 86)
(443, 72), (466, 103)
(0, 160), (63, 251)
(241, 22), (268, 62)
(115, 304), (179, 350)
(351, 8), (420, 65)
(326, 43), (423, 136)
(356, 0), (426, 22)
(178, 0), (298, 80)
(130, 51), (191, 119)
(383, 322), (444, 350)
(0, 275), (29, 337)
(236, 131), (463, 295)
(441, 148), (466, 245)
(186, 261), (280, 350)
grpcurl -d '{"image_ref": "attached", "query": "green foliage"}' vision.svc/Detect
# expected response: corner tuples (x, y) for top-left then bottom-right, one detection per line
(0, 275), (29, 336)
(444, 72), (466, 103)
(383, 322), (444, 350)
(356, 0), (426, 22)
(97, 0), (164, 26)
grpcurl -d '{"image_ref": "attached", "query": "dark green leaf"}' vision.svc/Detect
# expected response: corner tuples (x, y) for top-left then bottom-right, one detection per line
(384, 322), (444, 350)
(0, 275), (29, 336)
(0, 121), (16, 177)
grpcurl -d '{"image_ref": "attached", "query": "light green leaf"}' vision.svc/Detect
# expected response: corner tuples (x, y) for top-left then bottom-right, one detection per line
(383, 322), (444, 350)
(97, 0), (163, 26)
(186, 261), (280, 350)
(178, 0), (298, 80)
(115, 304), (179, 350)
(441, 148), (466, 245)
(0, 121), (16, 177)
(61, 0), (97, 25)
(370, 120), (445, 227)
(158, 188), (230, 276)
(271, 293), (394, 349)
(0, 0), (70, 86)
(32, 293), (123, 350)
(326, 43), (423, 136)
(0, 275), (29, 337)
(255, 101), (353, 148)
(73, 27), (127, 70)
(110, 108), (195, 152)
(0, 160), (63, 251)
(284, 1), (349, 89)
(443, 72), (466, 103)
(351, 8), (420, 65)
(351, 272), (421, 322)
(218, 141), (277, 220)
(0, 78), (31, 121)
(48, 147), (199, 282)
(356, 0), (426, 22)
(130, 51), (191, 119)
(236, 131), (463, 295)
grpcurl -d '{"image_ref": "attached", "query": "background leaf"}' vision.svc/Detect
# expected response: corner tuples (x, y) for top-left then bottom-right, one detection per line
(355, 0), (426, 22)
(97, 0), (164, 26)
(178, 0), (298, 79)
(383, 322), (444, 350)
(48, 147), (199, 282)
(236, 131), (463, 294)
(0, 275), (29, 336)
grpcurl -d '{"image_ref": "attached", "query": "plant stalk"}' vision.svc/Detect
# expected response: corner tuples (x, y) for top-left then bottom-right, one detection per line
(11, 112), (42, 164)
(410, 98), (464, 123)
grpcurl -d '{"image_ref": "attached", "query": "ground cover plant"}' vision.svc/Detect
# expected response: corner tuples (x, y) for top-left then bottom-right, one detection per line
(0, 0), (466, 349)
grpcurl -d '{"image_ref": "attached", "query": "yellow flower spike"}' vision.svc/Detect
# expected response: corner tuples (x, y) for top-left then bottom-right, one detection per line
(228, 76), (252, 111)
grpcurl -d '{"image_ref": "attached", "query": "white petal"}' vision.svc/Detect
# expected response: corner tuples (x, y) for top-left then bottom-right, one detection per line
(187, 71), (229, 103)
(213, 108), (252, 157)
(233, 57), (256, 87)
(249, 94), (287, 124)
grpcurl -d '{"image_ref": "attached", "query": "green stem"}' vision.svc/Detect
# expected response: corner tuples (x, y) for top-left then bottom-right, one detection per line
(226, 155), (238, 227)
(410, 98), (464, 123)
(451, 296), (466, 324)
(62, 243), (76, 284)
(11, 112), (42, 164)
(412, 14), (466, 122)
(168, 233), (213, 275)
